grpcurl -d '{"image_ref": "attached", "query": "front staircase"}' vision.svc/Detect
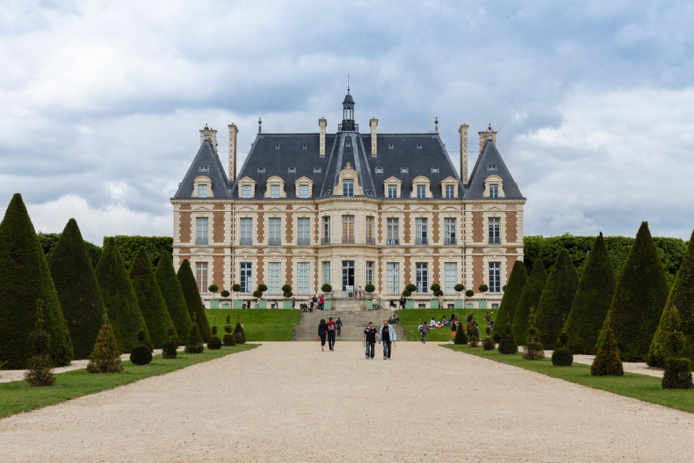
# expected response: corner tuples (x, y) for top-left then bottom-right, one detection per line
(291, 310), (407, 341)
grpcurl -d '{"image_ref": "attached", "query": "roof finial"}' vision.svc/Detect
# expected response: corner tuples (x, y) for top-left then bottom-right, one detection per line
(488, 123), (493, 140)
(347, 70), (350, 93)
(435, 117), (439, 132)
(258, 117), (262, 134)
(204, 124), (209, 141)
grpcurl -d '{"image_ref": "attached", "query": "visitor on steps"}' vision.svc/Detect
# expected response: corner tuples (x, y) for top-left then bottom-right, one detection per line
(319, 295), (325, 311)
(378, 320), (396, 360)
(419, 321), (429, 343)
(326, 317), (336, 351)
(318, 319), (328, 351)
(362, 322), (377, 360)
(336, 317), (343, 336)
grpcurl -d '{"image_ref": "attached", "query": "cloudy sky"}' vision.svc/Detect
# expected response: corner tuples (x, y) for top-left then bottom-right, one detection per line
(1, 0), (693, 244)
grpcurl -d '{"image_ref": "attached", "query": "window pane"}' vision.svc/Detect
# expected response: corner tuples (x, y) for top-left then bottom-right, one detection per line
(417, 185), (425, 198)
(298, 218), (310, 245)
(240, 263), (252, 293)
(196, 217), (208, 245)
(415, 263), (428, 293)
(198, 184), (207, 198)
(416, 218), (428, 245)
(195, 262), (208, 293)
(366, 261), (374, 286)
(388, 185), (397, 198)
(444, 263), (457, 294)
(323, 262), (330, 286)
(242, 185), (251, 198)
(387, 263), (399, 294)
(269, 263), (281, 294)
(343, 179), (354, 197)
(342, 215), (354, 243)
(445, 184), (454, 198)
(299, 184), (309, 198)
(490, 184), (498, 198)
(387, 218), (399, 244)
(297, 262), (310, 294)
(269, 218), (281, 245)
(489, 262), (501, 293)
(322, 216), (330, 241)
(444, 218), (456, 245)
(488, 217), (501, 244)
(271, 184), (280, 198)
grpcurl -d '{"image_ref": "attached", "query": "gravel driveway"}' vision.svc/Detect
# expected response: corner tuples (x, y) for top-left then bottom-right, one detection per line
(0, 342), (692, 462)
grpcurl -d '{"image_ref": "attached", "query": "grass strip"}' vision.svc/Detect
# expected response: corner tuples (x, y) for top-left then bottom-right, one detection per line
(396, 309), (495, 341)
(205, 309), (301, 341)
(443, 344), (694, 414)
(0, 344), (257, 419)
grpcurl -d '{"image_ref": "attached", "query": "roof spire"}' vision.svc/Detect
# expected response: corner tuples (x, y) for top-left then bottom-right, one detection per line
(347, 70), (350, 93)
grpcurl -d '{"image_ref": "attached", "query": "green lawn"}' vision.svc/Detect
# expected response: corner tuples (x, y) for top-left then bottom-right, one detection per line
(0, 344), (257, 419)
(205, 309), (301, 341)
(397, 309), (496, 341)
(444, 344), (694, 414)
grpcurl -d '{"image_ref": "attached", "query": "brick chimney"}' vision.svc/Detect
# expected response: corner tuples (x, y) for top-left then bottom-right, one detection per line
(199, 125), (218, 153)
(319, 117), (327, 156)
(369, 117), (378, 156)
(458, 123), (469, 185)
(228, 123), (238, 182)
(478, 124), (497, 154)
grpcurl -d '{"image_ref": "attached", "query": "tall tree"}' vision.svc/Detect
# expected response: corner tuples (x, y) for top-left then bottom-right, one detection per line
(177, 259), (211, 341)
(598, 222), (669, 361)
(0, 194), (73, 369)
(535, 250), (579, 348)
(490, 260), (527, 340)
(512, 259), (548, 345)
(564, 233), (617, 354)
(154, 251), (192, 344)
(95, 238), (151, 352)
(648, 227), (694, 367)
(130, 248), (177, 348)
(48, 219), (105, 359)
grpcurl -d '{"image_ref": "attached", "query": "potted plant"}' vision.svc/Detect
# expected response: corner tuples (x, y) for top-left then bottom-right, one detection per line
(454, 284), (465, 308)
(220, 290), (230, 309)
(208, 284), (219, 309)
(364, 284), (375, 310)
(321, 284), (332, 311)
(254, 284), (268, 308)
(478, 284), (489, 309)
(282, 284), (293, 309)
(232, 283), (243, 308)
(430, 283), (443, 308)
(465, 289), (474, 308)
(403, 283), (417, 308)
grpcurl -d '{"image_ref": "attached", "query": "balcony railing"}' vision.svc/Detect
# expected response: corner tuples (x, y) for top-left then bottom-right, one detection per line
(342, 235), (355, 244)
(415, 237), (428, 245)
(268, 238), (282, 246)
(321, 237), (330, 245)
(239, 238), (253, 246)
(196, 237), (208, 245)
(366, 237), (376, 245)
(297, 238), (310, 246)
(386, 239), (399, 246)
(444, 237), (457, 245)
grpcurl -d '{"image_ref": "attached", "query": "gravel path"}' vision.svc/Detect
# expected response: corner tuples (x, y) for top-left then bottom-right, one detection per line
(1, 342), (693, 462)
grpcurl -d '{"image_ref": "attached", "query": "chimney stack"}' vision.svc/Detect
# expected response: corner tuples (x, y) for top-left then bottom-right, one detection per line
(319, 117), (327, 156)
(228, 123), (238, 182)
(478, 124), (497, 154)
(458, 124), (469, 185)
(369, 117), (378, 156)
(200, 125), (218, 153)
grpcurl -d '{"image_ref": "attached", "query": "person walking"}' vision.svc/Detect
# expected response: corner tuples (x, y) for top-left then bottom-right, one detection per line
(319, 295), (325, 311)
(291, 297), (296, 309)
(336, 317), (343, 337)
(466, 319), (472, 340)
(419, 320), (429, 343)
(450, 318), (458, 342)
(318, 318), (328, 351)
(326, 317), (337, 351)
(362, 322), (378, 360)
(378, 320), (397, 360)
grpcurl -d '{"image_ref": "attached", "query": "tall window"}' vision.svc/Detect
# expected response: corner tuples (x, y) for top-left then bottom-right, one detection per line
(366, 216), (374, 244)
(240, 218), (252, 245)
(445, 184), (455, 199)
(489, 262), (501, 293)
(269, 218), (281, 245)
(299, 184), (309, 199)
(196, 217), (208, 245)
(388, 185), (397, 198)
(198, 184), (208, 198)
(268, 263), (281, 294)
(386, 218), (399, 245)
(297, 218), (310, 245)
(417, 184), (426, 199)
(242, 185), (251, 198)
(297, 262), (310, 294)
(270, 184), (280, 199)
(444, 218), (456, 245)
(489, 184), (499, 198)
(343, 179), (354, 197)
(387, 263), (399, 294)
(415, 218), (428, 245)
(488, 217), (501, 245)
(322, 216), (330, 244)
(444, 263), (457, 294)
(240, 263), (252, 293)
(323, 261), (331, 286)
(342, 215), (354, 244)
(195, 262), (208, 293)
(415, 263), (428, 294)
(366, 261), (374, 286)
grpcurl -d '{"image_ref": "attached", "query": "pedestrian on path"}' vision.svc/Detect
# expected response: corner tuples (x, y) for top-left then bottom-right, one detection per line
(362, 322), (378, 359)
(378, 320), (397, 360)
(450, 319), (457, 342)
(326, 317), (337, 351)
(336, 317), (343, 336)
(318, 319), (328, 351)
(419, 321), (429, 343)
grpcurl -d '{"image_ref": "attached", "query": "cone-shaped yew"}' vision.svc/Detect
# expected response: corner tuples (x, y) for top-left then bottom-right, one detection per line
(154, 251), (192, 344)
(535, 250), (579, 348)
(591, 327), (624, 376)
(87, 311), (123, 374)
(512, 259), (548, 345)
(491, 260), (527, 340)
(598, 222), (669, 361)
(0, 194), (73, 368)
(48, 219), (105, 359)
(95, 238), (151, 353)
(564, 233), (617, 354)
(177, 259), (211, 341)
(130, 248), (176, 349)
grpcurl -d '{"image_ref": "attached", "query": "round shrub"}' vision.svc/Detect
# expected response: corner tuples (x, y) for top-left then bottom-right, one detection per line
(365, 284), (375, 294)
(321, 284), (332, 293)
(465, 290), (474, 298)
(232, 284), (242, 293)
(523, 342), (545, 360)
(162, 339), (178, 359)
(130, 345), (153, 365)
(662, 358), (694, 390)
(552, 347), (574, 366)
(252, 290), (262, 298)
(482, 337), (495, 350)
(469, 324), (480, 348)
(207, 336), (222, 350)
(208, 284), (219, 293)
(221, 290), (230, 298)
(223, 333), (237, 346)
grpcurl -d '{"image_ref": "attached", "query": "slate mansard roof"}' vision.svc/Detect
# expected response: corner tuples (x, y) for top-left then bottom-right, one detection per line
(174, 139), (233, 199)
(465, 139), (524, 200)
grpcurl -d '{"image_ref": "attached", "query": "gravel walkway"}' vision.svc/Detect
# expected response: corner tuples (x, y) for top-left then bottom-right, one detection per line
(0, 342), (693, 462)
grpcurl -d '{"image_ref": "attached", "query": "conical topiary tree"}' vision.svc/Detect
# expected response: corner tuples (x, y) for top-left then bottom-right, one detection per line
(512, 259), (548, 345)
(0, 193), (73, 368)
(155, 251), (193, 345)
(185, 318), (204, 354)
(48, 219), (105, 359)
(233, 321), (246, 345)
(24, 301), (56, 387)
(454, 321), (467, 345)
(648, 228), (694, 367)
(564, 233), (617, 354)
(535, 250), (579, 348)
(498, 322), (518, 354)
(597, 222), (669, 361)
(491, 260), (527, 340)
(130, 248), (177, 349)
(87, 311), (123, 374)
(95, 238), (151, 353)
(591, 325), (624, 376)
(648, 304), (684, 368)
(177, 259), (211, 341)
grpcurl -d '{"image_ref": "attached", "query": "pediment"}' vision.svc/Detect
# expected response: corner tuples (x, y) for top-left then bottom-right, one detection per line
(191, 248), (213, 256)
(292, 205), (315, 213)
(192, 204), (213, 212)
(382, 248), (405, 257)
(264, 248), (286, 257)
(265, 205), (285, 213)
(293, 248), (316, 257)
(441, 176), (458, 184)
(440, 206), (462, 213)
(382, 206), (404, 213)
(486, 206), (504, 213)
(411, 206), (431, 213)
(236, 206), (257, 213)
(237, 176), (256, 185)
(439, 248), (462, 257)
(235, 248), (257, 256)
(484, 248), (505, 256)
(295, 176), (313, 184)
(411, 248), (433, 257)
(383, 176), (402, 184)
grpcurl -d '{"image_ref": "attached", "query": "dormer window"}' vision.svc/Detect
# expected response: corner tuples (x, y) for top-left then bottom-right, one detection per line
(417, 144), (422, 149)
(264, 175), (286, 199)
(400, 167), (408, 174)
(441, 176), (459, 199)
(313, 167), (322, 173)
(445, 184), (455, 198)
(431, 167), (439, 173)
(490, 184), (499, 198)
(288, 167), (296, 173)
(274, 143), (280, 150)
(294, 176), (314, 199)
(192, 176), (213, 199)
(388, 144), (394, 149)
(343, 179), (354, 197)
(198, 184), (208, 198)
(388, 185), (397, 198)
(417, 185), (426, 199)
(411, 176), (432, 199)
(242, 185), (252, 198)
(383, 176), (402, 199)
(237, 176), (257, 199)
(257, 167), (266, 173)
(483, 175), (505, 198)
(302, 144), (308, 149)
(199, 165), (209, 172)
(375, 167), (383, 174)
(487, 165), (497, 171)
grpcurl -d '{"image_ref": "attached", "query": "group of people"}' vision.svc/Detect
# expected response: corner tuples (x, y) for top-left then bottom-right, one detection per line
(317, 317), (344, 351)
(296, 295), (325, 312)
(361, 320), (397, 360)
(387, 314), (400, 324)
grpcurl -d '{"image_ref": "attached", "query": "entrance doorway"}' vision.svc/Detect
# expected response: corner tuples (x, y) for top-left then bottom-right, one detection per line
(342, 260), (355, 297)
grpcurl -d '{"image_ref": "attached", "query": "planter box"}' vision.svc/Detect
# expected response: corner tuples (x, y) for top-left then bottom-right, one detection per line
(282, 300), (292, 309)
(454, 300), (465, 309)
(405, 301), (415, 309)
(210, 300), (219, 309)
(466, 302), (474, 309)
(221, 303), (230, 309)
(366, 300), (374, 311)
(257, 300), (267, 309)
(430, 300), (439, 309)
(233, 300), (243, 309)
(479, 300), (488, 309)
(324, 301), (331, 311)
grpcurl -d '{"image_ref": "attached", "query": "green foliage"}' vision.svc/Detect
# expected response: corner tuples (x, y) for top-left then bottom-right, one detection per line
(482, 337), (495, 350)
(185, 322), (204, 354)
(649, 228), (694, 367)
(208, 284), (219, 294)
(557, 331), (569, 348)
(282, 284), (293, 298)
(491, 260), (527, 340)
(233, 322), (246, 345)
(253, 290), (262, 298)
(535, 250), (579, 348)
(321, 284), (332, 293)
(662, 358), (693, 389)
(454, 284), (465, 296)
(365, 284), (375, 294)
(512, 260), (547, 345)
(38, 232), (102, 269)
(430, 283), (443, 297)
(24, 307), (55, 387)
(162, 326), (178, 359)
(95, 238), (151, 353)
(469, 323), (480, 347)
(498, 322), (518, 354)
(48, 219), (105, 360)
(223, 333), (237, 346)
(406, 283), (418, 294)
(598, 222), (670, 361)
(108, 235), (172, 270)
(648, 304), (683, 367)
(87, 313), (123, 374)
(130, 248), (176, 349)
(232, 284), (242, 293)
(207, 335), (222, 350)
(221, 290), (230, 298)
(177, 259), (211, 341)
(465, 289), (474, 298)
(154, 252), (192, 346)
(129, 345), (153, 365)
(523, 342), (544, 360)
(0, 194), (73, 369)
(257, 284), (268, 293)
(454, 322), (467, 344)
(564, 233), (617, 354)
(591, 328), (624, 376)
(478, 284), (488, 294)
(552, 348), (574, 366)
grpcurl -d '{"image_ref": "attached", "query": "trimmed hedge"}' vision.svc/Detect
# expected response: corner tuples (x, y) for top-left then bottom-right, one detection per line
(48, 219), (105, 359)
(535, 250), (579, 348)
(95, 238), (151, 353)
(564, 233), (616, 354)
(0, 194), (73, 369)
(512, 259), (547, 345)
(154, 251), (193, 345)
(109, 236), (173, 270)
(177, 259), (212, 341)
(598, 222), (669, 362)
(490, 260), (527, 341)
